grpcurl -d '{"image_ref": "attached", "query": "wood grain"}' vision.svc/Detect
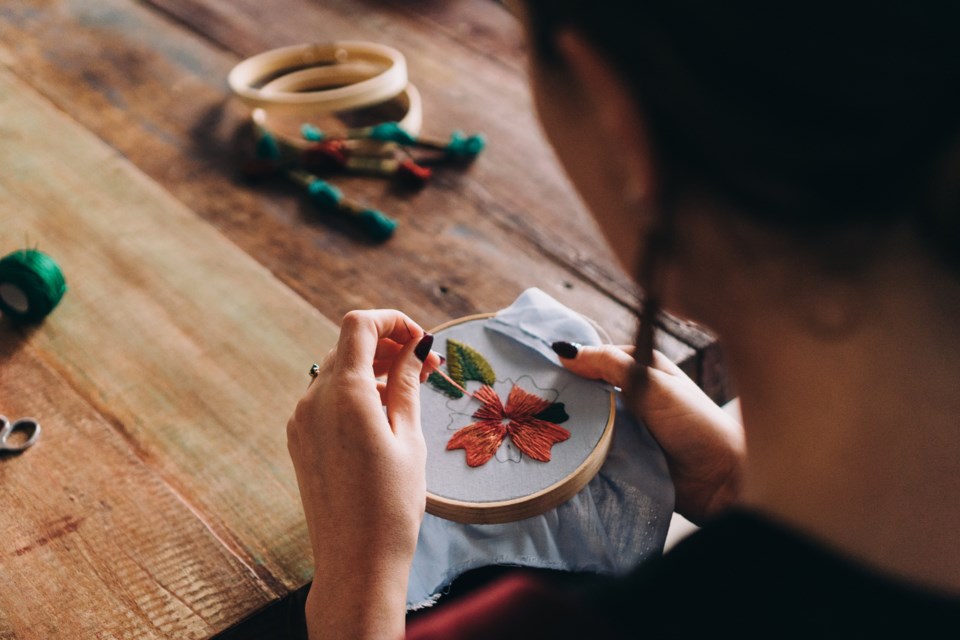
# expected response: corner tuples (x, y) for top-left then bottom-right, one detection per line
(0, 0), (722, 394)
(0, 63), (339, 614)
(0, 342), (274, 639)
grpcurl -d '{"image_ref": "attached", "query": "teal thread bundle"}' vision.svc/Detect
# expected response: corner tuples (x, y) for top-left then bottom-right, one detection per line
(366, 121), (419, 146)
(246, 118), (484, 241)
(0, 249), (67, 324)
(309, 121), (486, 160)
(292, 171), (398, 241)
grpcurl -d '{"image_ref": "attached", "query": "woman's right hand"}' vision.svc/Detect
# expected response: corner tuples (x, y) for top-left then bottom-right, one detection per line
(555, 344), (745, 524)
(288, 310), (440, 639)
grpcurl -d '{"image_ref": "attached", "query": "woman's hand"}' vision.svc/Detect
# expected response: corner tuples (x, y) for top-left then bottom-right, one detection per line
(554, 343), (745, 525)
(288, 310), (440, 639)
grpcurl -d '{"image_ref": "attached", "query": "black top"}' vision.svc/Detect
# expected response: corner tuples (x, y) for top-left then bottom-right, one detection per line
(407, 510), (960, 639)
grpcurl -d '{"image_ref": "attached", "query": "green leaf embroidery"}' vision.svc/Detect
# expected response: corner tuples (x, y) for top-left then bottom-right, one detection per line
(428, 338), (497, 398)
(448, 339), (496, 386)
(428, 371), (463, 398)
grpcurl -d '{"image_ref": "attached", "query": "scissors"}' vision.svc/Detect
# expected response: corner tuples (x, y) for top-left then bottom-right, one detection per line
(0, 415), (41, 453)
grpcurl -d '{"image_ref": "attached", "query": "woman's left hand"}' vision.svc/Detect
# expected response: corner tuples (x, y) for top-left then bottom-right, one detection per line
(287, 309), (440, 639)
(556, 345), (745, 525)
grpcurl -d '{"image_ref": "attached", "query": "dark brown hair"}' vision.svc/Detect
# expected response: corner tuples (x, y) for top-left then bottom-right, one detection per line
(524, 1), (960, 272)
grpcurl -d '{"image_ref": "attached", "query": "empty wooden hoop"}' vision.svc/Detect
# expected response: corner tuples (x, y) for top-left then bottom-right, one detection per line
(228, 41), (408, 116)
(250, 82), (422, 143)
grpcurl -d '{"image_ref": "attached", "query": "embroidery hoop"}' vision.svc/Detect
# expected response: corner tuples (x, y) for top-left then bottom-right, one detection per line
(240, 42), (423, 147)
(424, 313), (616, 524)
(256, 66), (422, 134)
(249, 76), (423, 149)
(228, 42), (409, 116)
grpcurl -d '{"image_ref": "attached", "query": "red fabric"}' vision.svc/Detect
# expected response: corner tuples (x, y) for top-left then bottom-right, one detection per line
(405, 574), (621, 640)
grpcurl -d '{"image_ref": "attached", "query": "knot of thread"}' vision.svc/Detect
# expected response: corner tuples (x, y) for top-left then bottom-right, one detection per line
(357, 209), (398, 240)
(446, 131), (486, 159)
(0, 249), (68, 324)
(301, 123), (325, 142)
(307, 179), (343, 209)
(368, 121), (418, 145)
(396, 159), (432, 187)
(255, 131), (282, 160)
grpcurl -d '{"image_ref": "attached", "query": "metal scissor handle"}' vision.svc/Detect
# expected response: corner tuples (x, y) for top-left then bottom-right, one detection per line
(0, 415), (42, 453)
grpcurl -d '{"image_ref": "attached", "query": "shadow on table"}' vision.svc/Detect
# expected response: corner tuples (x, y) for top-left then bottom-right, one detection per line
(214, 585), (310, 640)
(0, 322), (34, 365)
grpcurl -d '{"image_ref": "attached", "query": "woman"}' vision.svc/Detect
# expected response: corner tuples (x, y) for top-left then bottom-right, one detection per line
(287, 1), (960, 637)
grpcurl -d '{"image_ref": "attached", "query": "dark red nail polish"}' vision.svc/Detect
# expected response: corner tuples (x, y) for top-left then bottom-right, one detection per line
(415, 333), (434, 362)
(551, 341), (579, 359)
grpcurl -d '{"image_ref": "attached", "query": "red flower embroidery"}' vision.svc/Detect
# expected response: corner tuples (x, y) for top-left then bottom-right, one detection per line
(447, 384), (571, 467)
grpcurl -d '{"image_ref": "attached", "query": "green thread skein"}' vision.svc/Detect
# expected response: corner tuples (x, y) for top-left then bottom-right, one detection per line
(255, 130), (282, 160)
(355, 209), (398, 241)
(0, 249), (67, 324)
(306, 179), (397, 241)
(368, 122), (418, 145)
(446, 131), (486, 159)
(301, 123), (325, 142)
(307, 179), (342, 209)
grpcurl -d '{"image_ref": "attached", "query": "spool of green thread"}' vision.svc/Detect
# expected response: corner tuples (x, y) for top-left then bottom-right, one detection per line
(0, 249), (67, 324)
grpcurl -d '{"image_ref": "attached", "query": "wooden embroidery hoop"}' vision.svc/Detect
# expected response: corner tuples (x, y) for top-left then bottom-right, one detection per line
(228, 42), (409, 116)
(424, 313), (617, 525)
(237, 41), (423, 150)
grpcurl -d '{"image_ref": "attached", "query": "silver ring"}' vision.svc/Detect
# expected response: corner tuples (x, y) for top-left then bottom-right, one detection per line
(309, 363), (320, 378)
(0, 416), (41, 453)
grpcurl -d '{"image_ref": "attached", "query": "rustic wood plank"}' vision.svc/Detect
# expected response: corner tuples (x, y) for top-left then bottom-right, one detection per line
(0, 65), (341, 597)
(0, 343), (274, 639)
(0, 0), (712, 389)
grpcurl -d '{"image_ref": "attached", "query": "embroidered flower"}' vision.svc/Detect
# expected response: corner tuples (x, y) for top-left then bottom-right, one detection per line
(447, 383), (571, 467)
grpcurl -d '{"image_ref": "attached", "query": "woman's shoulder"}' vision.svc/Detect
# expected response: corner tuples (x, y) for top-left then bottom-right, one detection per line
(407, 509), (960, 639)
(599, 508), (960, 637)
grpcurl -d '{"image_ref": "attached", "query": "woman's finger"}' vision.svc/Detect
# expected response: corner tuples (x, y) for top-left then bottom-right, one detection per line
(336, 310), (423, 374)
(384, 335), (430, 436)
(373, 341), (405, 377)
(650, 349), (688, 378)
(376, 358), (440, 403)
(374, 339), (444, 379)
(374, 338), (404, 361)
(555, 343), (634, 388)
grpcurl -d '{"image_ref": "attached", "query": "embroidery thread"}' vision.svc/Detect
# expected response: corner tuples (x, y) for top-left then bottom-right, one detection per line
(428, 338), (496, 398)
(447, 383), (571, 467)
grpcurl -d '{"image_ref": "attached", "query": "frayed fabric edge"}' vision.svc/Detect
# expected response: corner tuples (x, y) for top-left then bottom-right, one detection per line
(406, 592), (443, 612)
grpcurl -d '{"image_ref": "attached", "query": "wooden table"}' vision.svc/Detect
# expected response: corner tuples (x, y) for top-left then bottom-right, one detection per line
(0, 2), (726, 637)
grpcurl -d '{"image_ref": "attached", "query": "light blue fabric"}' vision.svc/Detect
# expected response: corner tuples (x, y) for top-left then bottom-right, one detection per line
(486, 287), (603, 368)
(406, 289), (675, 609)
